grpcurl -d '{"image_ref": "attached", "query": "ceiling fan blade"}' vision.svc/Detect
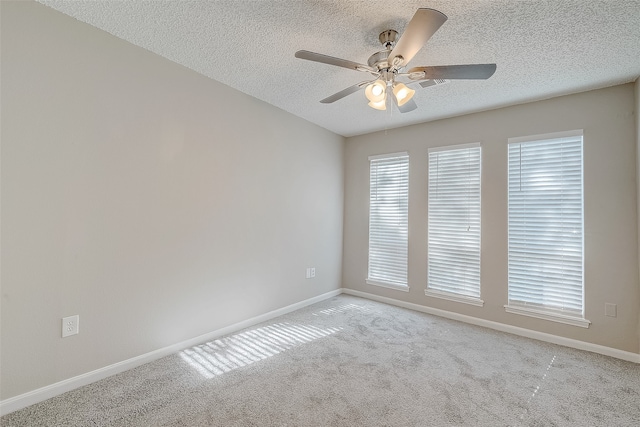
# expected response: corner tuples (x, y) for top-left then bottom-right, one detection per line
(320, 81), (372, 103)
(409, 64), (497, 80)
(397, 98), (418, 113)
(295, 50), (375, 73)
(389, 8), (447, 69)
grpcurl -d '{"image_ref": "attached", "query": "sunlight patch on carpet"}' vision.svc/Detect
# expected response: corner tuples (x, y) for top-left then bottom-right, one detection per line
(519, 354), (557, 420)
(179, 322), (342, 378)
(313, 303), (374, 316)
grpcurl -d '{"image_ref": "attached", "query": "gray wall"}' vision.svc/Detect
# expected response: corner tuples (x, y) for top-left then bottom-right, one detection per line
(344, 84), (639, 354)
(637, 79), (640, 351)
(1, 1), (344, 400)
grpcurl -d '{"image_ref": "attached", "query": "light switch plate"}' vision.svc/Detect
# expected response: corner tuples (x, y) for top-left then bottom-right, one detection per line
(605, 303), (617, 318)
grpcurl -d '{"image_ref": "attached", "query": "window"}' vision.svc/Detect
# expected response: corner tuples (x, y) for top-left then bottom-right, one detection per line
(427, 143), (482, 306)
(506, 130), (589, 327)
(367, 152), (409, 291)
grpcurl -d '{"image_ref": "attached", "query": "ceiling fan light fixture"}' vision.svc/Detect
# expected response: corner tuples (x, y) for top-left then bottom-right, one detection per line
(365, 80), (386, 103)
(393, 82), (416, 106)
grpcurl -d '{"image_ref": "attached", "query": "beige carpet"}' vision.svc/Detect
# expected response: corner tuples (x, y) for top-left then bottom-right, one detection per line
(2, 295), (639, 426)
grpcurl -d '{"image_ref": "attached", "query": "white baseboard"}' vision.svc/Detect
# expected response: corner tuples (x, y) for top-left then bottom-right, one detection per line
(0, 289), (341, 416)
(341, 288), (640, 364)
(3, 287), (637, 416)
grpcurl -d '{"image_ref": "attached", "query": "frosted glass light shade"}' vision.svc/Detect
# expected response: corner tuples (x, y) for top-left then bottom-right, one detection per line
(365, 80), (386, 103)
(368, 99), (386, 110)
(392, 83), (415, 106)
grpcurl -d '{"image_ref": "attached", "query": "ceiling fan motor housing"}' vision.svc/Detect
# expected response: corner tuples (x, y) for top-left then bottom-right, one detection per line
(367, 50), (390, 70)
(369, 30), (405, 72)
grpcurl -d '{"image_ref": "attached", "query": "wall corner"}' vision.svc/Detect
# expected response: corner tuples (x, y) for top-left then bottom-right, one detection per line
(635, 78), (640, 356)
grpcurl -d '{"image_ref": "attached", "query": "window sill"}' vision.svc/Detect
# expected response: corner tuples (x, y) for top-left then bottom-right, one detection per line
(425, 289), (484, 307)
(504, 304), (591, 328)
(366, 279), (410, 292)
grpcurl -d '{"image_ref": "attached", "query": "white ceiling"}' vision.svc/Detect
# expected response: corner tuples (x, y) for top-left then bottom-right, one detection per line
(38, 0), (640, 137)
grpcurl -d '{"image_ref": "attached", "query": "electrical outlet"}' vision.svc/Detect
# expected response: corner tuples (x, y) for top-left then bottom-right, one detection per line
(62, 315), (79, 337)
(310, 268), (316, 278)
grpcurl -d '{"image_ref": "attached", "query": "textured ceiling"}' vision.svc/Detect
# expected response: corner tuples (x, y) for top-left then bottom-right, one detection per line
(38, 0), (640, 137)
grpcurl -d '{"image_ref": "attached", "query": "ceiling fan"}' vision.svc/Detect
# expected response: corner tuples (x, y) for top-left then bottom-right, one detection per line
(295, 8), (496, 112)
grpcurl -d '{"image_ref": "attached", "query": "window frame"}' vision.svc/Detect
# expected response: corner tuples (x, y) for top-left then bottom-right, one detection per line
(426, 142), (483, 306)
(366, 152), (410, 292)
(505, 130), (590, 328)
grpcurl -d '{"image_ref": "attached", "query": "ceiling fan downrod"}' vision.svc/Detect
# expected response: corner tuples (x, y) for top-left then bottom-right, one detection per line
(379, 29), (398, 49)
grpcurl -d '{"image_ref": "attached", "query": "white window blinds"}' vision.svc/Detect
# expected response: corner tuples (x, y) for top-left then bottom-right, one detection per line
(507, 131), (584, 319)
(427, 143), (481, 301)
(368, 152), (409, 288)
